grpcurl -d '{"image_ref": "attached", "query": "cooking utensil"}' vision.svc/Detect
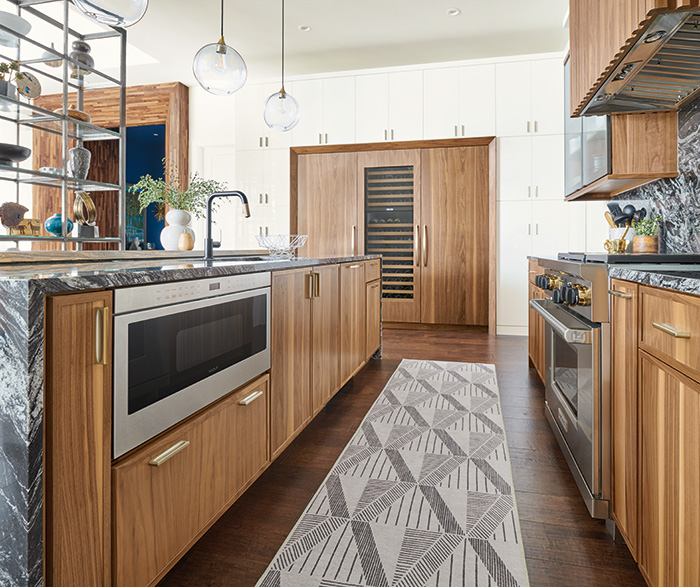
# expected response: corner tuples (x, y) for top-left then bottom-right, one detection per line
(604, 211), (616, 228)
(623, 204), (636, 217)
(633, 208), (647, 224)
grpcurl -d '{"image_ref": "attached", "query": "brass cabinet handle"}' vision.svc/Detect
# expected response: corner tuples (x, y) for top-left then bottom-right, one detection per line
(313, 272), (320, 297)
(238, 390), (264, 406)
(351, 225), (356, 255)
(415, 224), (420, 267)
(371, 283), (379, 289)
(348, 264), (361, 269)
(149, 440), (190, 467)
(422, 225), (428, 267)
(307, 273), (315, 298)
(94, 306), (109, 365)
(652, 322), (691, 339)
(454, 124), (458, 137)
(608, 289), (633, 299)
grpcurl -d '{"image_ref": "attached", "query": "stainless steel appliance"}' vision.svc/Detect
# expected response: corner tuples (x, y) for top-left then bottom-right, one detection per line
(530, 256), (611, 518)
(113, 272), (271, 458)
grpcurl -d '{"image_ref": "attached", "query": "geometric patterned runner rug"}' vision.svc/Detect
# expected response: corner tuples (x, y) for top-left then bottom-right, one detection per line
(257, 360), (530, 587)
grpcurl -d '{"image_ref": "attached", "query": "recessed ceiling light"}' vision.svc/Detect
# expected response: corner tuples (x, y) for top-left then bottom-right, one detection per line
(447, 8), (461, 16)
(298, 25), (311, 32)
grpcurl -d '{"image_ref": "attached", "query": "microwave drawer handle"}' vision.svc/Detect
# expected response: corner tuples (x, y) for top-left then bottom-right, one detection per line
(149, 440), (190, 467)
(652, 322), (691, 339)
(529, 298), (591, 345)
(238, 390), (264, 406)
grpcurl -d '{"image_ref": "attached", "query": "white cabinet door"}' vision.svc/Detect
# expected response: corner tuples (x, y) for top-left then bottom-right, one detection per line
(263, 148), (290, 210)
(355, 73), (389, 143)
(531, 58), (565, 136)
(459, 64), (496, 137)
(323, 76), (356, 145)
(497, 201), (531, 329)
(498, 137), (532, 200)
(531, 134), (564, 200)
(235, 84), (267, 151)
(496, 61), (532, 137)
(531, 200), (572, 257)
(423, 67), (459, 139)
(291, 79), (324, 147)
(388, 70), (423, 141)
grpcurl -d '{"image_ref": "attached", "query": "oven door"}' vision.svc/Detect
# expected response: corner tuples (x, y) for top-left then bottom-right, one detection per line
(530, 298), (601, 498)
(113, 287), (270, 458)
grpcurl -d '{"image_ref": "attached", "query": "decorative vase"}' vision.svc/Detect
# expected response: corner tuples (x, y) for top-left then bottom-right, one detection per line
(69, 40), (94, 78)
(633, 235), (659, 254)
(160, 209), (194, 251)
(44, 213), (73, 237)
(69, 146), (91, 180)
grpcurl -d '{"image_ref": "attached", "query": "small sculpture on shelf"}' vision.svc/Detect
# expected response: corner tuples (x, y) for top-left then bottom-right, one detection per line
(0, 202), (41, 236)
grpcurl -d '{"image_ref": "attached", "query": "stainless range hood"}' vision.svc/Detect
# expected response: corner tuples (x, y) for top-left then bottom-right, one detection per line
(580, 11), (700, 116)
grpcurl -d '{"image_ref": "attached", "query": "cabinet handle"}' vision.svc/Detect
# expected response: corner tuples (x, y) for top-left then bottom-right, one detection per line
(265, 226), (269, 235)
(384, 129), (388, 141)
(422, 225), (428, 267)
(461, 124), (465, 136)
(415, 224), (420, 267)
(652, 322), (691, 339)
(534, 120), (539, 133)
(528, 186), (531, 198)
(535, 223), (539, 236)
(608, 289), (633, 299)
(351, 225), (357, 255)
(529, 270), (537, 274)
(315, 272), (320, 297)
(528, 224), (531, 236)
(238, 390), (264, 406)
(259, 226), (263, 235)
(371, 283), (379, 289)
(454, 124), (458, 137)
(94, 306), (109, 365)
(149, 440), (190, 467)
(319, 133), (323, 144)
(259, 194), (263, 204)
(259, 136), (263, 148)
(391, 129), (394, 140)
(348, 264), (361, 269)
(307, 273), (315, 298)
(527, 121), (531, 133)
(265, 193), (269, 204)
(325, 133), (328, 143)
(265, 136), (269, 147)
(535, 186), (539, 198)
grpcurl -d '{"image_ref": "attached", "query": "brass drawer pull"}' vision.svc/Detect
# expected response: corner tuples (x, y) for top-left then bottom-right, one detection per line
(149, 440), (190, 467)
(608, 289), (633, 299)
(238, 390), (264, 406)
(652, 322), (691, 339)
(94, 306), (109, 365)
(348, 264), (361, 269)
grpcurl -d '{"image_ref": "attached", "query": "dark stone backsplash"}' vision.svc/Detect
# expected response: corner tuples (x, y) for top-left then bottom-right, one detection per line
(614, 97), (700, 254)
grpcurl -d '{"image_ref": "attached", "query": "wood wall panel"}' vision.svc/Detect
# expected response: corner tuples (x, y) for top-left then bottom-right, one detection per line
(611, 111), (678, 176)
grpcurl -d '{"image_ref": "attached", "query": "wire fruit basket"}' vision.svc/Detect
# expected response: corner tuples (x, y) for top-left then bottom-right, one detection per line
(255, 234), (308, 258)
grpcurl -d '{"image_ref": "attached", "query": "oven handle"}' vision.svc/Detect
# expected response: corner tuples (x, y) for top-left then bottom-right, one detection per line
(529, 298), (592, 345)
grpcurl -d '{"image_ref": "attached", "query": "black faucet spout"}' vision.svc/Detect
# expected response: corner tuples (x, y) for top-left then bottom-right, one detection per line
(203, 191), (250, 260)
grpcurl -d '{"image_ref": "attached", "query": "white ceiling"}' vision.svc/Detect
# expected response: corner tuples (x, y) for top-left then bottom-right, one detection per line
(123, 0), (569, 86)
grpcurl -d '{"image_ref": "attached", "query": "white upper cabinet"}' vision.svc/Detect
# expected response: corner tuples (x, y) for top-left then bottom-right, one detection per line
(290, 79), (324, 147)
(498, 134), (564, 201)
(291, 77), (356, 146)
(235, 83), (292, 150)
(531, 134), (564, 200)
(496, 58), (564, 137)
(356, 71), (422, 142)
(423, 65), (495, 139)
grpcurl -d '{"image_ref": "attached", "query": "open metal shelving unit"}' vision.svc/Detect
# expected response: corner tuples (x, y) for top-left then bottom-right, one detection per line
(0, 0), (126, 249)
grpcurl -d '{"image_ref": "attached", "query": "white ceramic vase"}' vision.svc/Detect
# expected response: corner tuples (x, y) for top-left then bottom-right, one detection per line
(160, 209), (195, 251)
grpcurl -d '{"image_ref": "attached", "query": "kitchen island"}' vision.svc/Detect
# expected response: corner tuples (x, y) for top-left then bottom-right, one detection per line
(0, 253), (381, 587)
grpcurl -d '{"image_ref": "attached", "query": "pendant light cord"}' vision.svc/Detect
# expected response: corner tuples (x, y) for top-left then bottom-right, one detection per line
(220, 0), (224, 39)
(281, 0), (285, 89)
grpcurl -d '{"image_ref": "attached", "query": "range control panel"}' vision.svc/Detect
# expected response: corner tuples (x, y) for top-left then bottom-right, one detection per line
(536, 273), (592, 308)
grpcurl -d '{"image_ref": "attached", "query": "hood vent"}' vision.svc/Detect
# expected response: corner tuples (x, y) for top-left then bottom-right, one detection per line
(581, 11), (700, 116)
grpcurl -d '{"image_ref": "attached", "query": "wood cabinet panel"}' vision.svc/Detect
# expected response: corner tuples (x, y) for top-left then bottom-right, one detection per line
(44, 291), (112, 587)
(271, 268), (312, 457)
(340, 262), (366, 385)
(420, 146), (489, 326)
(113, 375), (270, 587)
(611, 112), (678, 177)
(609, 279), (640, 561)
(296, 152), (358, 257)
(527, 282), (545, 382)
(640, 285), (700, 380)
(364, 259), (381, 283)
(366, 279), (381, 361)
(639, 352), (700, 587)
(311, 265), (340, 414)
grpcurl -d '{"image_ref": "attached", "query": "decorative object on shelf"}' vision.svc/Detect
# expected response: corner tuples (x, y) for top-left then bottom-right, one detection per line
(130, 158), (226, 250)
(69, 40), (94, 79)
(632, 214), (661, 254)
(193, 0), (247, 96)
(605, 225), (633, 253)
(44, 213), (73, 237)
(0, 143), (31, 165)
(73, 0), (148, 27)
(41, 42), (62, 68)
(0, 60), (23, 110)
(73, 191), (99, 238)
(178, 231), (194, 251)
(0, 11), (31, 48)
(39, 166), (63, 175)
(263, 0), (300, 132)
(69, 145), (91, 180)
(56, 104), (92, 124)
(0, 201), (28, 228)
(8, 218), (40, 236)
(16, 71), (41, 99)
(255, 234), (307, 258)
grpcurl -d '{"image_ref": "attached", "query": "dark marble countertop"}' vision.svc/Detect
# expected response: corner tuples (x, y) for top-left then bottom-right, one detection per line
(608, 266), (700, 297)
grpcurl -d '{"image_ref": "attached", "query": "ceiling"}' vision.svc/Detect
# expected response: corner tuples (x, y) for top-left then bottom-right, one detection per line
(123, 0), (569, 86)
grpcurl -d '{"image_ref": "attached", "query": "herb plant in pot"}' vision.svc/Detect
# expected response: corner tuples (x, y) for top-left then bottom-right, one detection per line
(633, 214), (661, 254)
(131, 160), (226, 251)
(0, 60), (23, 102)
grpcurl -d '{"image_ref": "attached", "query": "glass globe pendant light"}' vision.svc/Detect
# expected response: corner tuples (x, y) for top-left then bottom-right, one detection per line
(263, 0), (300, 131)
(72, 0), (149, 27)
(193, 0), (247, 96)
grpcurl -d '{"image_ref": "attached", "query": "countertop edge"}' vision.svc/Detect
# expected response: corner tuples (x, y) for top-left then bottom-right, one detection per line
(608, 266), (700, 297)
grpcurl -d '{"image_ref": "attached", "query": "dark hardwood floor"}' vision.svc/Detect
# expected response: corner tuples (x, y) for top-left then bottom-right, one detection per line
(156, 330), (646, 587)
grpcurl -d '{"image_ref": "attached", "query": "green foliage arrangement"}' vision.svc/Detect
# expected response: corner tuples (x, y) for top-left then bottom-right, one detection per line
(130, 159), (226, 219)
(0, 61), (24, 84)
(634, 214), (661, 237)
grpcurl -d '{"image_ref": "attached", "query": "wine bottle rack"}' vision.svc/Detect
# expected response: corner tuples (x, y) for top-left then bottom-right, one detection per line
(364, 165), (415, 300)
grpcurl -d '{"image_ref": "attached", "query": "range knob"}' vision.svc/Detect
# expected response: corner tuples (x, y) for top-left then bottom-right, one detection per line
(552, 288), (563, 304)
(564, 285), (579, 306)
(536, 274), (563, 291)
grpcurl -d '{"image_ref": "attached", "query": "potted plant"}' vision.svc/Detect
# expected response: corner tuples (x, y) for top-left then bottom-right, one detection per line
(0, 61), (24, 101)
(131, 160), (226, 250)
(633, 214), (661, 254)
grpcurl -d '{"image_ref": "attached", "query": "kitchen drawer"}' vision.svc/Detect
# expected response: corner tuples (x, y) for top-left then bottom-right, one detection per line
(528, 259), (543, 285)
(113, 374), (269, 587)
(640, 286), (700, 379)
(365, 259), (380, 282)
